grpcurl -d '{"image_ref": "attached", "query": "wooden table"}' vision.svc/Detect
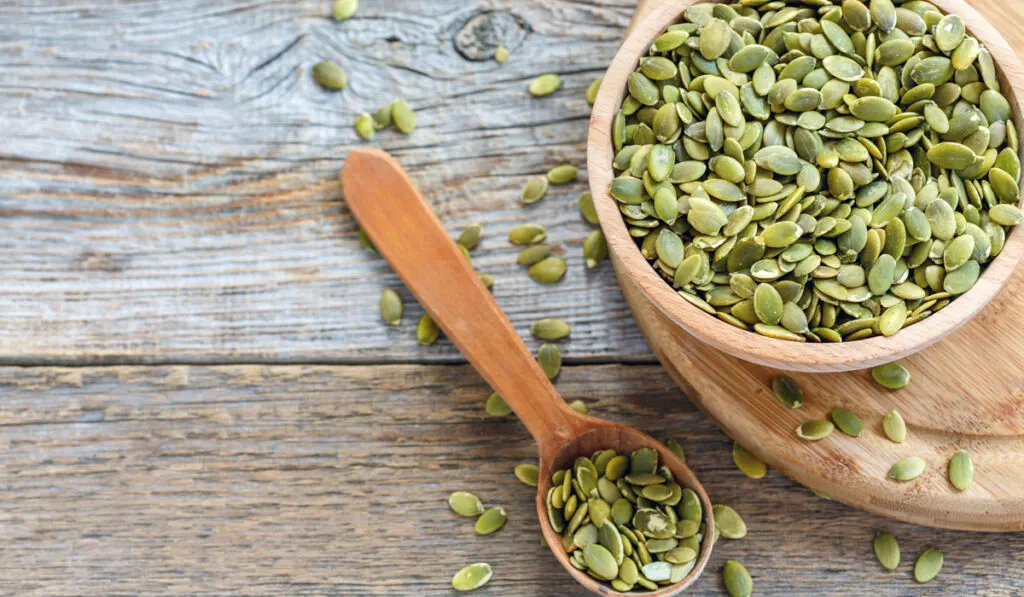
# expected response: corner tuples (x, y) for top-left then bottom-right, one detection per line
(2, 1), (1023, 595)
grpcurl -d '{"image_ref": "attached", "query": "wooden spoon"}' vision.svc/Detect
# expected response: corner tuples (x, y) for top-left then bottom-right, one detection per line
(342, 148), (713, 596)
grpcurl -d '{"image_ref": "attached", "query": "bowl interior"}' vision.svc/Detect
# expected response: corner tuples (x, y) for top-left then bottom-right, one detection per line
(586, 0), (1024, 372)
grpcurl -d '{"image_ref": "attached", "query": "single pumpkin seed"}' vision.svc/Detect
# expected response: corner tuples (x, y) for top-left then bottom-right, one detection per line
(712, 504), (747, 539)
(723, 560), (753, 597)
(312, 60), (347, 90)
(485, 392), (512, 417)
(732, 443), (767, 479)
(417, 314), (439, 345)
(332, 0), (357, 21)
(548, 164), (578, 184)
(531, 318), (570, 341)
(796, 420), (835, 441)
(521, 177), (548, 204)
(772, 375), (804, 408)
(379, 289), (403, 325)
(514, 463), (539, 487)
(451, 563), (492, 591)
(538, 343), (562, 379)
(948, 450), (974, 491)
(529, 73), (563, 97)
(831, 407), (864, 437)
(889, 457), (926, 482)
(449, 491), (485, 517)
(873, 531), (901, 570)
(914, 548), (944, 583)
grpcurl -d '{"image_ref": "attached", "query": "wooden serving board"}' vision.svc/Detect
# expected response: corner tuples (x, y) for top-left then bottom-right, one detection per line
(618, 257), (1024, 532)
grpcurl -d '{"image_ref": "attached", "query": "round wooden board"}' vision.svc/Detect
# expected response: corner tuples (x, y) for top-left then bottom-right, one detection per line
(616, 255), (1024, 532)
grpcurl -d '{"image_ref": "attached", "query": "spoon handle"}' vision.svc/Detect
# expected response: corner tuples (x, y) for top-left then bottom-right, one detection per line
(342, 149), (582, 453)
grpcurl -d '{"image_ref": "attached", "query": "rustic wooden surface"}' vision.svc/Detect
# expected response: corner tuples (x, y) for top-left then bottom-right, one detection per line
(3, 0), (1024, 595)
(2, 365), (1024, 596)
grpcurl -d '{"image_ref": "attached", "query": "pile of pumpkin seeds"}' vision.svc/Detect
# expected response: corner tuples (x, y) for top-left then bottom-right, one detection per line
(609, 0), (1023, 343)
(545, 447), (706, 592)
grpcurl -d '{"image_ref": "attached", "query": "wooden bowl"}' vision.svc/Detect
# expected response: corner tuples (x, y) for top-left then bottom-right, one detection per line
(587, 0), (1024, 373)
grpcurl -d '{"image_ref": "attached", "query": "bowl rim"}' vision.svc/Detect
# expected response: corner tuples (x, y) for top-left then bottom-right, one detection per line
(586, 0), (1024, 373)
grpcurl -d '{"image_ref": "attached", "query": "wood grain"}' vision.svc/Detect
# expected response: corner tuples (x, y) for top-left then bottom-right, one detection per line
(0, 0), (1018, 365)
(1, 364), (1023, 596)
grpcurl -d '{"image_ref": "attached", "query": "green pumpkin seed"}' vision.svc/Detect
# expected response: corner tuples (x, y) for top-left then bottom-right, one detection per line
(548, 165), (578, 185)
(417, 314), (439, 346)
(796, 420), (835, 441)
(870, 0), (897, 32)
(949, 449), (974, 491)
(723, 560), (753, 597)
(889, 457), (926, 482)
(831, 407), (864, 437)
(391, 99), (416, 134)
(732, 443), (767, 479)
(529, 73), (563, 97)
(517, 244), (551, 266)
(354, 113), (375, 140)
(943, 260), (980, 294)
(312, 60), (347, 90)
(936, 15), (966, 53)
(452, 563), (492, 591)
(872, 362), (910, 389)
(449, 491), (485, 517)
(873, 531), (901, 570)
(772, 375), (804, 408)
(568, 399), (588, 415)
(712, 504), (747, 539)
(494, 45), (510, 64)
(914, 548), (944, 583)
(583, 543), (619, 580)
(332, 0), (357, 21)
(521, 177), (548, 204)
(485, 392), (512, 417)
(514, 463), (539, 487)
(538, 343), (562, 379)
(509, 224), (546, 245)
(379, 289), (403, 325)
(699, 18), (732, 60)
(531, 318), (570, 341)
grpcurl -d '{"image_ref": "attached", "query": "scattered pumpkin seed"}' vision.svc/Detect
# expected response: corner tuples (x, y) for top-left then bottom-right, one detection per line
(332, 0), (357, 21)
(882, 409), (907, 443)
(379, 289), (403, 325)
(948, 449), (974, 491)
(312, 60), (347, 90)
(584, 230), (608, 268)
(452, 562), (492, 591)
(872, 362), (910, 389)
(723, 560), (753, 597)
(529, 257), (567, 284)
(873, 531), (901, 570)
(548, 165), (578, 184)
(392, 99), (416, 134)
(474, 507), (507, 535)
(449, 491), (485, 517)
(509, 224), (547, 245)
(579, 192), (600, 225)
(796, 420), (835, 441)
(771, 375), (804, 408)
(889, 456), (927, 482)
(569, 399), (588, 415)
(531, 318), (570, 341)
(529, 73), (563, 97)
(484, 392), (512, 417)
(417, 314), (439, 345)
(538, 343), (562, 379)
(494, 46), (509, 64)
(914, 547), (944, 583)
(831, 407), (864, 437)
(521, 177), (548, 204)
(732, 443), (767, 479)
(354, 113), (375, 140)
(515, 463), (539, 487)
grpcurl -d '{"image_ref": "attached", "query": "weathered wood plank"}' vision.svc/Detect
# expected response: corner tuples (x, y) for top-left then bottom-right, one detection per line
(1, 364), (1022, 595)
(0, 0), (650, 364)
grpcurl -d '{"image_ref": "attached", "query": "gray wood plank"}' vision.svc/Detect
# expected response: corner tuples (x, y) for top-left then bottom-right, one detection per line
(0, 0), (656, 364)
(1, 363), (1021, 596)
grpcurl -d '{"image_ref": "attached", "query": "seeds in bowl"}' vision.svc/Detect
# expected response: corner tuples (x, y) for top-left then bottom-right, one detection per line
(608, 0), (1023, 343)
(546, 447), (705, 592)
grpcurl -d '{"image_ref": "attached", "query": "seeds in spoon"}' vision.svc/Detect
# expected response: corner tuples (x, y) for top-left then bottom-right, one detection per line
(882, 409), (907, 443)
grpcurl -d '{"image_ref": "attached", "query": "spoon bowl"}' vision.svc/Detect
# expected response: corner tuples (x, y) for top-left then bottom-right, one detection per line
(342, 148), (714, 596)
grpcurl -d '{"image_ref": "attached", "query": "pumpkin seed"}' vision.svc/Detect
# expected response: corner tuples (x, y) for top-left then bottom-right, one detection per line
(712, 504), (747, 539)
(531, 318), (570, 341)
(948, 449), (974, 491)
(569, 399), (588, 415)
(379, 289), (403, 325)
(548, 165), (578, 184)
(354, 113), (375, 140)
(452, 563), (492, 591)
(882, 409), (906, 443)
(474, 507), (507, 535)
(723, 560), (753, 597)
(509, 224), (546, 246)
(914, 547), (944, 583)
(417, 314), (439, 345)
(521, 177), (548, 204)
(889, 456), (926, 482)
(772, 375), (804, 408)
(332, 0), (357, 21)
(831, 407), (864, 437)
(392, 99), (416, 134)
(584, 230), (608, 268)
(732, 443), (767, 479)
(529, 73), (563, 97)
(538, 343), (562, 379)
(494, 46), (510, 64)
(873, 531), (901, 570)
(485, 392), (512, 417)
(872, 362), (910, 389)
(312, 60), (347, 90)
(449, 491), (485, 517)
(514, 463), (539, 487)
(796, 420), (835, 441)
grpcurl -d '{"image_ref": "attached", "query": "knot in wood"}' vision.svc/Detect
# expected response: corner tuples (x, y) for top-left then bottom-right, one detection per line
(454, 10), (527, 61)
